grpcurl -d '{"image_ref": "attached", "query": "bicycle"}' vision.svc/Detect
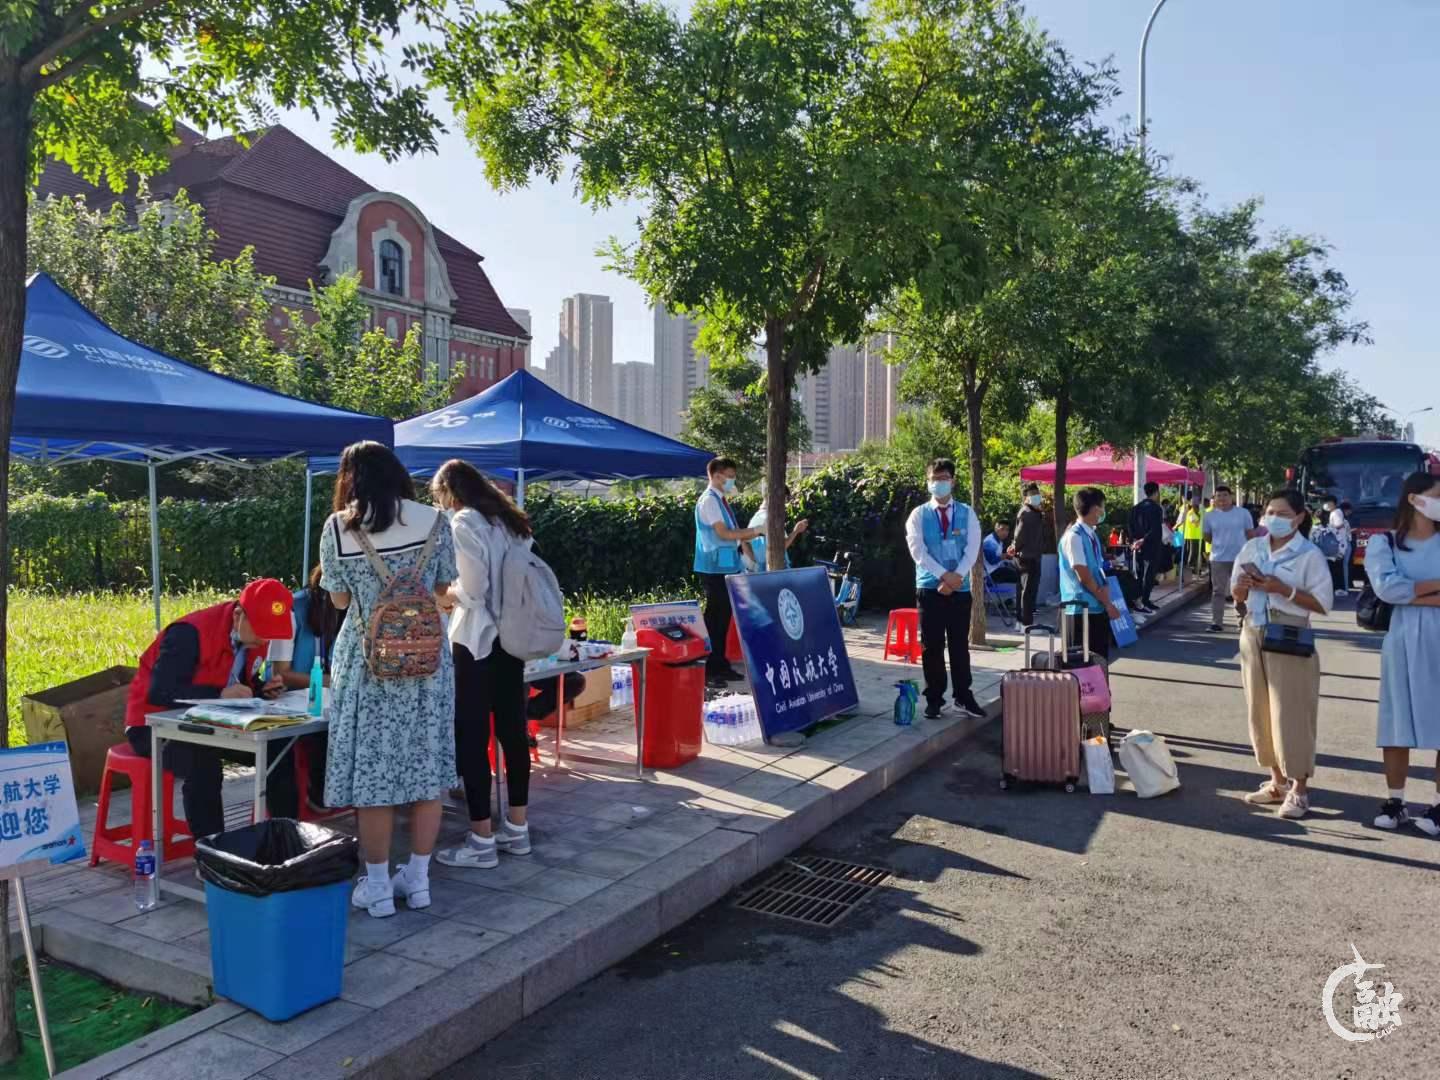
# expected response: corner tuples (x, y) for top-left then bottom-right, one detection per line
(813, 537), (863, 626)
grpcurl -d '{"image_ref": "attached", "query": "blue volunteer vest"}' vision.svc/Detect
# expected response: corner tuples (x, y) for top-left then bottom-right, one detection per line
(694, 488), (742, 575)
(1059, 523), (1108, 614)
(915, 502), (971, 592)
(747, 506), (791, 571)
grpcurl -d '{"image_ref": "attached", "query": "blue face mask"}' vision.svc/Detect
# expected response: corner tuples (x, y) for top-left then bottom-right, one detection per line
(929, 480), (952, 499)
(1263, 514), (1296, 539)
(722, 477), (737, 494)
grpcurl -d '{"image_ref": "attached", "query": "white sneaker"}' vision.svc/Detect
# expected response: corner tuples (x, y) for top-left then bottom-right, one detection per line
(1277, 790), (1310, 820)
(1414, 805), (1440, 837)
(1374, 799), (1411, 830)
(351, 876), (395, 918)
(496, 822), (531, 856)
(435, 833), (498, 869)
(391, 866), (432, 910)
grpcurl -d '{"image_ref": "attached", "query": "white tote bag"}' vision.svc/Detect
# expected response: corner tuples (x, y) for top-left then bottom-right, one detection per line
(1118, 730), (1180, 798)
(1082, 735), (1115, 795)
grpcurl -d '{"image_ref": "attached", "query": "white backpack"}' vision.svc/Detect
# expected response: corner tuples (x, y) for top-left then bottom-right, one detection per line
(498, 538), (567, 660)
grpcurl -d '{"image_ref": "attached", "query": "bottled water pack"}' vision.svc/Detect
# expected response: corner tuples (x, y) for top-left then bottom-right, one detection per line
(609, 664), (634, 710)
(702, 694), (763, 747)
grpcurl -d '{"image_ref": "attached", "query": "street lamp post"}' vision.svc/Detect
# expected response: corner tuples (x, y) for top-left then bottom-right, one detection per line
(1132, 0), (1172, 506)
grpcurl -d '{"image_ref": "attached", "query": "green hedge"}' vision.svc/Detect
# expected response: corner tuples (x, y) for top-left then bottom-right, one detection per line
(9, 462), (1031, 610)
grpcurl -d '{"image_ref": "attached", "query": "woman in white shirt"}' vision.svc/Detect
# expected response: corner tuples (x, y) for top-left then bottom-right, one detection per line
(1231, 489), (1335, 820)
(430, 459), (536, 869)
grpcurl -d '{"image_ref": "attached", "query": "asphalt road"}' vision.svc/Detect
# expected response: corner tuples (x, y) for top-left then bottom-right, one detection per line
(439, 595), (1439, 1079)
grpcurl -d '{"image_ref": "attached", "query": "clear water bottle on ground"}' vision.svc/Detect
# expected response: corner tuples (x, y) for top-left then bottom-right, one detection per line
(134, 839), (158, 912)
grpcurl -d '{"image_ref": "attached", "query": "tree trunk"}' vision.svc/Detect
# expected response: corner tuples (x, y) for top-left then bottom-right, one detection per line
(1052, 387), (1071, 543)
(763, 319), (790, 571)
(0, 76), (34, 1066)
(965, 376), (987, 646)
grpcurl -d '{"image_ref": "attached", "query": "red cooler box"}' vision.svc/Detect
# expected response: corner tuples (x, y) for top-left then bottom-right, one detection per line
(636, 625), (709, 768)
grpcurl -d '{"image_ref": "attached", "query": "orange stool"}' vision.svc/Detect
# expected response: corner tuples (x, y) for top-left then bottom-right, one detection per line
(91, 743), (195, 869)
(884, 608), (922, 663)
(725, 619), (743, 664)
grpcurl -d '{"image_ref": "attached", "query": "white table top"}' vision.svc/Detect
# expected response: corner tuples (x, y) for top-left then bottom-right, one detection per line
(524, 646), (650, 682)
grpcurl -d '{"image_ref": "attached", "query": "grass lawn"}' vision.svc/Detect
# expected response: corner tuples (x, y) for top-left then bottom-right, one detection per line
(6, 587), (697, 746)
(0, 958), (195, 1078)
(7, 589), (225, 747)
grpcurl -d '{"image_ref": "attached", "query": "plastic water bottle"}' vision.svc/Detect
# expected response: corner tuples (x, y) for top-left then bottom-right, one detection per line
(134, 840), (158, 912)
(610, 666), (625, 710)
(308, 655), (325, 717)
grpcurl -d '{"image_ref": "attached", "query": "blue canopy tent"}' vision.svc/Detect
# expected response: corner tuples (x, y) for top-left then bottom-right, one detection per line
(14, 272), (392, 626)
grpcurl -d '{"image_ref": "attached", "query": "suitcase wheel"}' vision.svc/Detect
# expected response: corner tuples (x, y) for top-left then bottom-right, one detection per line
(999, 777), (1010, 791)
(1064, 782), (1076, 794)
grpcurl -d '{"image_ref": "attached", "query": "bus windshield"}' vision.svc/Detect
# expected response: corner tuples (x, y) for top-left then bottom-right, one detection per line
(1300, 444), (1426, 524)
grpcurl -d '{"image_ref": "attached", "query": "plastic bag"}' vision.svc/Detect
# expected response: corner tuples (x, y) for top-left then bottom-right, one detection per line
(1082, 735), (1115, 795)
(1117, 730), (1180, 799)
(893, 680), (919, 726)
(196, 819), (358, 897)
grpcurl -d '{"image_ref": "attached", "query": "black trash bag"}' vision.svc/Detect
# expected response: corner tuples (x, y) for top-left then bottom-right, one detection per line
(196, 819), (358, 898)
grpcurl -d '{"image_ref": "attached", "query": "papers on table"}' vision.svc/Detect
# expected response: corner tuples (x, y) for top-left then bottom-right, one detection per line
(181, 690), (313, 730)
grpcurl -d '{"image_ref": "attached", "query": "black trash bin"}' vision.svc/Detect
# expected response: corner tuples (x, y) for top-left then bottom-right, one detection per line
(196, 819), (357, 1020)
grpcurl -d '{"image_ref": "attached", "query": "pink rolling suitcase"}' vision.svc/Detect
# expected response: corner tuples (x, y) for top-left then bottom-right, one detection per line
(1000, 625), (1082, 791)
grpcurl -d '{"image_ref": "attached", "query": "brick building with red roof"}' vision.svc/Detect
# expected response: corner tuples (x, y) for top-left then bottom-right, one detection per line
(36, 124), (528, 400)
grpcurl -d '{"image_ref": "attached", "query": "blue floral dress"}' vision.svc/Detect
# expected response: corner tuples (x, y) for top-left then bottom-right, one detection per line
(320, 500), (458, 807)
(1366, 532), (1440, 749)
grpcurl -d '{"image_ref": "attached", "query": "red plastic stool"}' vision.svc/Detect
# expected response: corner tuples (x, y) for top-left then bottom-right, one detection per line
(90, 743), (195, 868)
(883, 608), (922, 663)
(725, 619), (743, 664)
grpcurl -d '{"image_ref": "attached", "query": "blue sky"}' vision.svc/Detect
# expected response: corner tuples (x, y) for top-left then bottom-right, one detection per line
(275, 0), (1439, 448)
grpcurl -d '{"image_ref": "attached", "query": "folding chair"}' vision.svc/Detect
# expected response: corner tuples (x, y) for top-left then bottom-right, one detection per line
(983, 563), (1019, 629)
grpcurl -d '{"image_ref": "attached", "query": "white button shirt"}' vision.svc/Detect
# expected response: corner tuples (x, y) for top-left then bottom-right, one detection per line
(905, 498), (983, 585)
(1230, 532), (1334, 621)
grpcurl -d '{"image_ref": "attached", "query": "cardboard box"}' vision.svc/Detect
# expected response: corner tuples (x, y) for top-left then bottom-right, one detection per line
(533, 666), (613, 729)
(22, 666), (135, 796)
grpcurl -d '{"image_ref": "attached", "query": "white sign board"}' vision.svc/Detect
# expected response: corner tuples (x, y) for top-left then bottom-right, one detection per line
(0, 742), (86, 871)
(629, 600), (709, 651)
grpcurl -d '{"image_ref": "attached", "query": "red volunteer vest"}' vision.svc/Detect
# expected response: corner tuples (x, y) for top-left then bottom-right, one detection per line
(125, 602), (244, 728)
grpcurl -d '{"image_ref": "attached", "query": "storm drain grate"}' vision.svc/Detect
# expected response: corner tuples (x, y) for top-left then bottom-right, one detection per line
(734, 856), (891, 927)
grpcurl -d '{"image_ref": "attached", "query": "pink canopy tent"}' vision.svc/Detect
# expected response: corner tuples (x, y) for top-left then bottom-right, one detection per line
(1020, 444), (1204, 487)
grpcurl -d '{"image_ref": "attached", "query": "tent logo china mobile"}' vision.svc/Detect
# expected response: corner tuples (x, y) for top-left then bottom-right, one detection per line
(1322, 945), (1402, 1042)
(543, 416), (571, 429)
(22, 335), (68, 359)
(777, 588), (805, 641)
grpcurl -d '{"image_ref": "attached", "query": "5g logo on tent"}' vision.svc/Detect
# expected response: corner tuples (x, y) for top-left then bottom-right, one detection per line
(22, 335), (68, 359)
(1322, 945), (1403, 1042)
(424, 410), (468, 429)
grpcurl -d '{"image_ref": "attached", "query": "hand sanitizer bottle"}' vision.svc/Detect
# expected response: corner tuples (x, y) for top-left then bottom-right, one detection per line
(308, 655), (325, 716)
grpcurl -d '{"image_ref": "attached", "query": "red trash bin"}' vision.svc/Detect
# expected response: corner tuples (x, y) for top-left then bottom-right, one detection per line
(636, 625), (709, 768)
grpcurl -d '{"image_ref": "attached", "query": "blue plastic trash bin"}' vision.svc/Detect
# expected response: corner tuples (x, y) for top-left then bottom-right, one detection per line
(196, 819), (357, 1022)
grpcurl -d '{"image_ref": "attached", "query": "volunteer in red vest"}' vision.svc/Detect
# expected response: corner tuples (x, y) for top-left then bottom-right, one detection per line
(124, 579), (295, 838)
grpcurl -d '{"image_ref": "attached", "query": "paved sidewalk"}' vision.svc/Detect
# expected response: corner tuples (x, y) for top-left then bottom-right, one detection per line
(37, 576), (1205, 1080)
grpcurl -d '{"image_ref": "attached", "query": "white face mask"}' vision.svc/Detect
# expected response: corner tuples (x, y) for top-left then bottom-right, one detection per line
(1262, 514), (1296, 539)
(1413, 494), (1440, 522)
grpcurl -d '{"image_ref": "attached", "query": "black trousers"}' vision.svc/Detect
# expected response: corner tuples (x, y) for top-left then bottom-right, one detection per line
(700, 573), (734, 676)
(989, 563), (1020, 585)
(1136, 546), (1161, 604)
(454, 642), (529, 823)
(1328, 557), (1347, 592)
(126, 724), (299, 837)
(1062, 608), (1113, 663)
(1182, 539), (1205, 575)
(1017, 557), (1042, 626)
(917, 589), (973, 709)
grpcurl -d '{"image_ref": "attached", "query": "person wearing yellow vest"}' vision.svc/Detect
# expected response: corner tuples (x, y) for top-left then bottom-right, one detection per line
(695, 457), (763, 688)
(1177, 495), (1204, 577)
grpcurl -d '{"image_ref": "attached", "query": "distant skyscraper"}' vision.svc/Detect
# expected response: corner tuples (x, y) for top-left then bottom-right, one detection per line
(653, 303), (708, 437)
(796, 345), (864, 453)
(614, 362), (657, 430)
(506, 307), (532, 367)
(557, 294), (614, 411)
(541, 341), (574, 395)
(862, 333), (904, 444)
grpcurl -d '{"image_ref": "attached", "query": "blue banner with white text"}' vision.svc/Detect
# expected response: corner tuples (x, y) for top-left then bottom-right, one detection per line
(728, 567), (860, 740)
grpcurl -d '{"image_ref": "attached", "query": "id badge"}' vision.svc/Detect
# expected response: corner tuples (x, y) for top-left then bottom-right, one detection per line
(941, 539), (959, 562)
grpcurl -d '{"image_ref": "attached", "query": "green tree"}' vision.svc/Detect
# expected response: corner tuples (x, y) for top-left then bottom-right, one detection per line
(0, 1), (446, 1058)
(432, 0), (1091, 570)
(680, 358), (811, 483)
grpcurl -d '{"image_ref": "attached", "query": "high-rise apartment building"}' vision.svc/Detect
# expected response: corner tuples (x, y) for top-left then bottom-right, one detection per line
(862, 333), (904, 444)
(796, 345), (865, 453)
(653, 303), (708, 437)
(506, 308), (532, 367)
(557, 294), (614, 412)
(613, 362), (657, 430)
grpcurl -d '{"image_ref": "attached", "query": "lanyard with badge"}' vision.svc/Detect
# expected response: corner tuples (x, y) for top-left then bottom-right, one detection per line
(939, 508), (959, 564)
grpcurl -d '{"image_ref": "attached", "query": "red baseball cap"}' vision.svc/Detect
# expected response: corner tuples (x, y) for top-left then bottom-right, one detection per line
(238, 578), (294, 641)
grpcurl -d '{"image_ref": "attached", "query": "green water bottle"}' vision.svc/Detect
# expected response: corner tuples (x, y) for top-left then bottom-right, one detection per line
(308, 654), (324, 716)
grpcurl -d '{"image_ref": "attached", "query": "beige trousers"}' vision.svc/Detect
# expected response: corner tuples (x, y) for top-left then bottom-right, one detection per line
(1239, 613), (1320, 780)
(1211, 561), (1234, 626)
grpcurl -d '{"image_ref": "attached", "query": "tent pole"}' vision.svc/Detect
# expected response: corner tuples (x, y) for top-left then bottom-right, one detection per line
(147, 464), (162, 631)
(516, 469), (527, 509)
(301, 468), (314, 585)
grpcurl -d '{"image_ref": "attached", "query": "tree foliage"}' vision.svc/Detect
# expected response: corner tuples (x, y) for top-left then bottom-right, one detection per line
(680, 358), (811, 483)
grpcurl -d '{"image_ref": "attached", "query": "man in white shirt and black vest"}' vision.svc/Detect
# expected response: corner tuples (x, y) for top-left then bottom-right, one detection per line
(694, 457), (763, 688)
(905, 458), (985, 720)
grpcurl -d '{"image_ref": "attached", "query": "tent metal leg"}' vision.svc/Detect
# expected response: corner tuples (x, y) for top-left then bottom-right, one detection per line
(148, 465), (162, 631)
(301, 469), (314, 584)
(516, 468), (526, 508)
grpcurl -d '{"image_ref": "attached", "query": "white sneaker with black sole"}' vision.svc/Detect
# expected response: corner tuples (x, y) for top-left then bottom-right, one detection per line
(1374, 798), (1411, 830)
(1414, 804), (1440, 837)
(496, 822), (531, 856)
(436, 832), (499, 869)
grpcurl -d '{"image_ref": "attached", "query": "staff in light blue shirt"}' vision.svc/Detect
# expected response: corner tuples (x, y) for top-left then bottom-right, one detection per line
(695, 457), (762, 686)
(743, 481), (808, 571)
(1058, 487), (1121, 660)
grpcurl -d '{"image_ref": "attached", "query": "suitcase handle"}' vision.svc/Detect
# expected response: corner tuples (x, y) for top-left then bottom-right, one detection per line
(1061, 602), (1092, 663)
(1023, 624), (1057, 669)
